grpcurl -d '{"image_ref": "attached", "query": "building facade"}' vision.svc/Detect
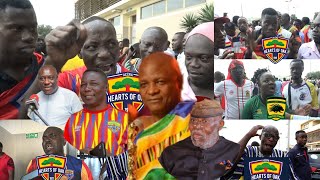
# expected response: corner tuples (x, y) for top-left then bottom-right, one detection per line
(301, 120), (320, 150)
(75, 0), (213, 43)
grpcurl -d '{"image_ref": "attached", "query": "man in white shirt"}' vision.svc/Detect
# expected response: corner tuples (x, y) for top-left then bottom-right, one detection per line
(298, 13), (320, 59)
(282, 59), (318, 116)
(214, 60), (254, 119)
(28, 65), (83, 125)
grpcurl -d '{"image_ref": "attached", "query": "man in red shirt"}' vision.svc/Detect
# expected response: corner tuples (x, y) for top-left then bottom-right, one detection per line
(0, 142), (14, 180)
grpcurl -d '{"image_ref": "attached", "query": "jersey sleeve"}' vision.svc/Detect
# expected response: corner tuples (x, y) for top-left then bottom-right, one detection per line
(214, 81), (224, 97)
(309, 83), (319, 109)
(81, 161), (93, 180)
(7, 157), (14, 171)
(26, 159), (36, 173)
(70, 92), (83, 114)
(58, 72), (73, 90)
(241, 98), (253, 119)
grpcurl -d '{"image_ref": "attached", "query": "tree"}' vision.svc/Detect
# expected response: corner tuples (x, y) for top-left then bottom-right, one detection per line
(180, 3), (214, 32)
(180, 13), (199, 33)
(112, 78), (140, 91)
(37, 24), (53, 38)
(198, 3), (214, 23)
(254, 163), (277, 172)
(42, 158), (62, 166)
(306, 71), (320, 80)
(266, 40), (284, 47)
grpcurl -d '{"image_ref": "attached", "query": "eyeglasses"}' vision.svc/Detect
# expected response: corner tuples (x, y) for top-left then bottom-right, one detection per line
(263, 133), (279, 140)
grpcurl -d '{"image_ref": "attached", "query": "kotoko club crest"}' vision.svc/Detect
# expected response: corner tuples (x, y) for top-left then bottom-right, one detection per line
(262, 37), (289, 63)
(107, 72), (144, 112)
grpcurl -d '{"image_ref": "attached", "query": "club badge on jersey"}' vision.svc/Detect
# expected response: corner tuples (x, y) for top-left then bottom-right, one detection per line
(244, 157), (290, 180)
(266, 97), (286, 121)
(106, 72), (144, 112)
(262, 37), (289, 63)
(36, 155), (67, 180)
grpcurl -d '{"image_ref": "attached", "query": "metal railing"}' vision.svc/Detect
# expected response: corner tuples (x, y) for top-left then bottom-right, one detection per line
(75, 0), (122, 20)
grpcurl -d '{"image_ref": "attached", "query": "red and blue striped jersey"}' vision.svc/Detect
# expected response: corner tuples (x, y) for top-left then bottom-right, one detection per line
(64, 106), (128, 156)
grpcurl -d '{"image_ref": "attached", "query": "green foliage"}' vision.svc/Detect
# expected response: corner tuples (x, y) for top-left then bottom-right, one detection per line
(266, 40), (284, 46)
(306, 71), (320, 80)
(112, 78), (140, 89)
(180, 3), (213, 32)
(37, 24), (53, 38)
(198, 3), (214, 23)
(42, 158), (62, 166)
(180, 13), (199, 33)
(254, 163), (277, 171)
(145, 168), (176, 180)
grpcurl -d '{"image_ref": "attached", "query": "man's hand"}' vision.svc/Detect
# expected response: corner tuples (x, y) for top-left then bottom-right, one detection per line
(220, 50), (234, 59)
(294, 104), (312, 116)
(45, 19), (87, 71)
(246, 125), (264, 138)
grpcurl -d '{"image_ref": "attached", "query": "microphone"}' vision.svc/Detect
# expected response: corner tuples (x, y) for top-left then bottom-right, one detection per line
(26, 94), (49, 126)
(26, 94), (39, 110)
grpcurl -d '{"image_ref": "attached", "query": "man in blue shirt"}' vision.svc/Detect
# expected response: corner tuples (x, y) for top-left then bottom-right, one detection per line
(287, 130), (312, 180)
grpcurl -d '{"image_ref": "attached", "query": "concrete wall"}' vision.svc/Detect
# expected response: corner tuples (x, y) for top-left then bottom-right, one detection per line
(0, 120), (65, 179)
(0, 125), (43, 179)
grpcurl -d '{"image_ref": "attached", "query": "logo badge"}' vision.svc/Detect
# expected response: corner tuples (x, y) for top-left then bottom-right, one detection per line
(262, 37), (289, 63)
(107, 72), (144, 112)
(36, 155), (67, 180)
(108, 121), (121, 133)
(266, 97), (286, 121)
(244, 157), (290, 180)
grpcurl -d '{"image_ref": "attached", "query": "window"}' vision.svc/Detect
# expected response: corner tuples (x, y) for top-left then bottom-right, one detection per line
(114, 16), (120, 26)
(141, 5), (152, 19)
(153, 1), (165, 16)
(167, 0), (183, 12)
(185, 0), (206, 7)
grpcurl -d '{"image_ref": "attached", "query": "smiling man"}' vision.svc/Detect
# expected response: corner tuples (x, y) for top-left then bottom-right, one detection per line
(26, 126), (93, 179)
(63, 68), (129, 179)
(27, 65), (83, 125)
(129, 52), (194, 179)
(159, 99), (239, 179)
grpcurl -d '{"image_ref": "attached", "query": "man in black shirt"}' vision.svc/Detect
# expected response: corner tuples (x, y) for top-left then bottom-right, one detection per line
(287, 130), (312, 180)
(159, 99), (240, 179)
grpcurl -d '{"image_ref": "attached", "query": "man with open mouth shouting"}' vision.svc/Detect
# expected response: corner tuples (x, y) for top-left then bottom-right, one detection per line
(25, 126), (93, 179)
(226, 125), (299, 180)
(46, 16), (127, 96)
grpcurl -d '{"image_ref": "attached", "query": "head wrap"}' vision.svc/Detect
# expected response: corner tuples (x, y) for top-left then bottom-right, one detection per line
(226, 59), (244, 80)
(191, 99), (224, 118)
(186, 22), (214, 43)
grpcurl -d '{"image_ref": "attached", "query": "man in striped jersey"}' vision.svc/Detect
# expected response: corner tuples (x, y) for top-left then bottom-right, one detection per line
(26, 126), (93, 179)
(64, 68), (128, 179)
(214, 60), (254, 119)
(226, 125), (299, 179)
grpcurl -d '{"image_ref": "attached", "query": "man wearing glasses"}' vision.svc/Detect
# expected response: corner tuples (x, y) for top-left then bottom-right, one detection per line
(227, 125), (299, 179)
(298, 13), (320, 59)
(159, 99), (240, 179)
